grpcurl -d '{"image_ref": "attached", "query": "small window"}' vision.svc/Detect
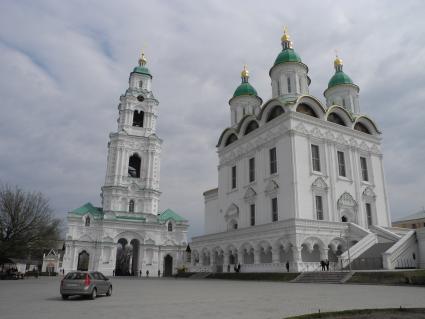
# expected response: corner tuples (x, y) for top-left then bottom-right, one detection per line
(249, 157), (255, 182)
(337, 151), (346, 177)
(168, 222), (173, 232)
(360, 157), (369, 181)
(250, 204), (255, 226)
(311, 144), (321, 172)
(85, 216), (91, 227)
(269, 148), (277, 175)
(271, 197), (278, 222)
(129, 200), (135, 213)
(139, 80), (143, 88)
(366, 203), (372, 226)
(233, 223), (238, 230)
(287, 77), (291, 93)
(231, 166), (237, 189)
(315, 196), (323, 220)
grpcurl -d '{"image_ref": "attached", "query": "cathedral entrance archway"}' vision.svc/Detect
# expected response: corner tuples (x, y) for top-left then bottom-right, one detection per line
(115, 238), (140, 276)
(164, 255), (173, 277)
(77, 250), (89, 271)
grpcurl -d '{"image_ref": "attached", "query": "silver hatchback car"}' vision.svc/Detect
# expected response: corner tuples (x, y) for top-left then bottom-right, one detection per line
(60, 271), (112, 300)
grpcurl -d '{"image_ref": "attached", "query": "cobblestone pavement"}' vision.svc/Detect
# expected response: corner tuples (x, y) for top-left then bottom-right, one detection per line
(0, 277), (424, 319)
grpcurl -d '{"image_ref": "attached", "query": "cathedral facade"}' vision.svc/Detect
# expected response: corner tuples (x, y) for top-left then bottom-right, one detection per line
(62, 54), (189, 276)
(190, 29), (417, 272)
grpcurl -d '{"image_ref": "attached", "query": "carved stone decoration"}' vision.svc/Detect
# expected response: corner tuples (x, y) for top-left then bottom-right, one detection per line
(224, 203), (239, 222)
(337, 192), (358, 211)
(337, 192), (358, 223)
(264, 180), (279, 197)
(244, 187), (257, 204)
(325, 130), (335, 141)
(362, 187), (376, 201)
(311, 177), (328, 191)
(336, 134), (348, 146)
(349, 137), (358, 148)
(359, 141), (369, 151)
(311, 127), (323, 138)
(295, 122), (309, 135)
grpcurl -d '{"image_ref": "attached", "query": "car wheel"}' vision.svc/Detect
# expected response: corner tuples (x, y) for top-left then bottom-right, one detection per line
(106, 286), (112, 296)
(61, 294), (69, 300)
(89, 288), (97, 300)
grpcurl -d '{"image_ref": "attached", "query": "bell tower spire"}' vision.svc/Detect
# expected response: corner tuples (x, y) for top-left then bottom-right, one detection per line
(101, 51), (162, 217)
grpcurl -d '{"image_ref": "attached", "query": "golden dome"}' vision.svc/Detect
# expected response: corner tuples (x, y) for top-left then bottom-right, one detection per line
(281, 26), (291, 42)
(138, 51), (147, 66)
(334, 55), (343, 67)
(241, 64), (249, 78)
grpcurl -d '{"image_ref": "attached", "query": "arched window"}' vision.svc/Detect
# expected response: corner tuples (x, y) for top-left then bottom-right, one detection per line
(133, 110), (144, 127)
(244, 121), (259, 135)
(129, 200), (135, 213)
(85, 216), (90, 227)
(128, 154), (141, 178)
(327, 113), (346, 126)
(225, 134), (238, 146)
(354, 122), (371, 134)
(139, 80), (143, 88)
(168, 222), (173, 232)
(266, 105), (285, 122)
(296, 104), (318, 118)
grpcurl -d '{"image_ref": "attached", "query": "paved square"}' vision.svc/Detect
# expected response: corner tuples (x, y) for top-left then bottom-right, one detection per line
(0, 277), (424, 319)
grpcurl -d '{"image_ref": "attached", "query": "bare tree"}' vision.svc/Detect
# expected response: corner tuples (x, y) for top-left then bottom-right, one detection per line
(0, 184), (62, 259)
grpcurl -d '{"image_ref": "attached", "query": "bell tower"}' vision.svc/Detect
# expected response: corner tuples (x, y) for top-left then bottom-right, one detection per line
(101, 52), (162, 218)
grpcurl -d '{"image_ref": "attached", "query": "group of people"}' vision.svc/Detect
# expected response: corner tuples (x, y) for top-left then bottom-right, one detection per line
(320, 259), (330, 271)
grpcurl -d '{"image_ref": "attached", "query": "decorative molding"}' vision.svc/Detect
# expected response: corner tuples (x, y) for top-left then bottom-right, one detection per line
(311, 177), (328, 191)
(362, 187), (376, 200)
(265, 180), (279, 197)
(244, 187), (257, 204)
(224, 204), (239, 222)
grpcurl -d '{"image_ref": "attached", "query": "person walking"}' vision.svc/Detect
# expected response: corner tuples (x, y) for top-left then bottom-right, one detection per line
(325, 259), (330, 271)
(285, 261), (290, 272)
(158, 269), (161, 277)
(320, 260), (325, 271)
(146, 269), (149, 277)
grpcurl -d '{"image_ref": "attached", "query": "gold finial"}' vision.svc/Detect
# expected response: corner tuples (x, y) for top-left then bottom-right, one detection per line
(334, 50), (343, 67)
(241, 64), (249, 78)
(281, 26), (291, 42)
(138, 51), (147, 66)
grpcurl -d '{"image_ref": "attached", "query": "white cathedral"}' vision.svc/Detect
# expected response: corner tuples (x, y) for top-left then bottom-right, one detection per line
(62, 53), (189, 276)
(189, 29), (421, 272)
(63, 29), (424, 276)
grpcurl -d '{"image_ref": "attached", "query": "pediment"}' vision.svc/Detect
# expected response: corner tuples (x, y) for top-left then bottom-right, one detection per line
(362, 187), (376, 200)
(337, 192), (358, 210)
(224, 203), (239, 221)
(311, 177), (328, 191)
(244, 187), (257, 203)
(265, 180), (279, 196)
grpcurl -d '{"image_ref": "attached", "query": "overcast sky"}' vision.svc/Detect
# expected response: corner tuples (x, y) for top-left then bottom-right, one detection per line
(1, 1), (425, 239)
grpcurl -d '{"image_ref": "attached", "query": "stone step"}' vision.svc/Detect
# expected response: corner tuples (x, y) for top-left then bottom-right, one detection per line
(292, 272), (352, 284)
(188, 272), (212, 279)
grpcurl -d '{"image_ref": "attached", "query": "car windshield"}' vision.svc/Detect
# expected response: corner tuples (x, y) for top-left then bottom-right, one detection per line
(64, 272), (89, 280)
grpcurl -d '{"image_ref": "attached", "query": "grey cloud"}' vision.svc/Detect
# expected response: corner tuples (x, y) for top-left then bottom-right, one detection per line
(0, 0), (424, 239)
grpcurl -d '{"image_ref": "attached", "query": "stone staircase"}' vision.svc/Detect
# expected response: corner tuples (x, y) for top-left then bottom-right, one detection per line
(188, 272), (212, 279)
(292, 271), (352, 284)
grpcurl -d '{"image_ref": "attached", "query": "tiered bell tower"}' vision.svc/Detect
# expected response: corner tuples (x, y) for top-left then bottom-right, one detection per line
(101, 52), (162, 218)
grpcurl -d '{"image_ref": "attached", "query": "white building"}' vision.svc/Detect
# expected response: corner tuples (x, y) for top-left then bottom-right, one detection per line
(63, 53), (189, 276)
(190, 29), (419, 272)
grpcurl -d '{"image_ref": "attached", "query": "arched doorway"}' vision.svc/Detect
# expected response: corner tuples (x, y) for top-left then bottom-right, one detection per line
(115, 238), (140, 276)
(77, 251), (89, 271)
(164, 255), (173, 277)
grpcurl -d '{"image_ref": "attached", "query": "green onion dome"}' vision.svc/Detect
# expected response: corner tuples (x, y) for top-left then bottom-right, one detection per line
(233, 65), (259, 97)
(327, 56), (354, 88)
(273, 28), (302, 66)
(133, 51), (151, 76)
